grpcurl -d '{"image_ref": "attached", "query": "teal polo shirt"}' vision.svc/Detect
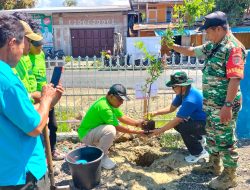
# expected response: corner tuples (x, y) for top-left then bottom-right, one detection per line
(78, 96), (123, 140)
(0, 60), (46, 186)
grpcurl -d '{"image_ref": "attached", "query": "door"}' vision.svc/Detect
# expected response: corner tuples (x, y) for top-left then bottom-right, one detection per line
(71, 28), (114, 57)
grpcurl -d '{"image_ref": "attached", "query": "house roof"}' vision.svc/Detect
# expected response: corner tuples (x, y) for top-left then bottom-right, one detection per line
(0, 0), (131, 14)
(133, 23), (175, 30)
(132, 0), (183, 3)
(0, 7), (131, 14)
(231, 27), (250, 33)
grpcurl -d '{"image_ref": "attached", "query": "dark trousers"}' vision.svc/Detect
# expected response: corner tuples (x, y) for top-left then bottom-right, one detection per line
(0, 172), (49, 190)
(174, 119), (206, 156)
(48, 108), (58, 152)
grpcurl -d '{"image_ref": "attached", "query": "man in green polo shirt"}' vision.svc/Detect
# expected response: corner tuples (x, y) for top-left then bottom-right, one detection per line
(78, 84), (145, 170)
(29, 40), (64, 161)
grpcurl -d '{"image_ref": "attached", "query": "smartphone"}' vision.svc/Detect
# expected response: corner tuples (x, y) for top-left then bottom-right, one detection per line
(50, 66), (63, 87)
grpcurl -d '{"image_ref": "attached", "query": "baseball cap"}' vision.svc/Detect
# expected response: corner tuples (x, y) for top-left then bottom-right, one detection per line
(109, 84), (130, 101)
(198, 11), (228, 31)
(19, 20), (43, 41)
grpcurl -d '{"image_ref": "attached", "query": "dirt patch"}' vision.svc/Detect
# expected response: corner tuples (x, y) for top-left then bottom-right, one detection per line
(55, 137), (250, 190)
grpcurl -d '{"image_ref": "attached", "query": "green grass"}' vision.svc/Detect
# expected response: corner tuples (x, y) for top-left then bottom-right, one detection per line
(56, 108), (184, 149)
(154, 111), (176, 128)
(55, 108), (76, 132)
(159, 132), (184, 149)
(154, 111), (184, 149)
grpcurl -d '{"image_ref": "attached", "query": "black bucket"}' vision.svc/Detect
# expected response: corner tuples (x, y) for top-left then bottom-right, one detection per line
(65, 146), (104, 190)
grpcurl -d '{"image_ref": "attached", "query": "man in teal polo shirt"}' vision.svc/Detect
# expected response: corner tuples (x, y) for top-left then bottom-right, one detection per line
(0, 15), (63, 189)
(78, 84), (145, 169)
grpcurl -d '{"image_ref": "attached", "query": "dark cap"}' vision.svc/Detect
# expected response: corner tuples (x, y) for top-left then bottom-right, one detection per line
(109, 84), (130, 101)
(198, 11), (228, 31)
(166, 71), (193, 87)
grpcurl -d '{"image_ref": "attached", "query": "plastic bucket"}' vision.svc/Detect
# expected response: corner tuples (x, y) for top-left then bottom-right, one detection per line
(65, 146), (104, 190)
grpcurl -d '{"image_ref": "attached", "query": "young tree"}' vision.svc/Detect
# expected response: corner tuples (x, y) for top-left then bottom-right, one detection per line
(215, 0), (250, 26)
(0, 0), (36, 10)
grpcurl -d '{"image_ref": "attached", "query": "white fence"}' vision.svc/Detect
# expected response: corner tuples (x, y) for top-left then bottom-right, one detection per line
(46, 54), (204, 129)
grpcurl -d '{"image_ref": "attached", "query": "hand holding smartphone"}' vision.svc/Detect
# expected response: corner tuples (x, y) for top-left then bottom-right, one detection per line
(50, 66), (63, 87)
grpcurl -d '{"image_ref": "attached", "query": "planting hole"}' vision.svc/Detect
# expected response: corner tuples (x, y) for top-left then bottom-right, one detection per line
(135, 152), (159, 167)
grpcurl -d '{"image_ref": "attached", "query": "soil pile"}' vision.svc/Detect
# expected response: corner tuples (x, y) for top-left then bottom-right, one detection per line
(55, 136), (250, 190)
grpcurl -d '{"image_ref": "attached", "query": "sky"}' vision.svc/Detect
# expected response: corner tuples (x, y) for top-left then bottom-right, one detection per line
(35, 0), (130, 8)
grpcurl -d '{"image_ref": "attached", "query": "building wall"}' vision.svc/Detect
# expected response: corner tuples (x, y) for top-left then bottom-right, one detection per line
(234, 33), (250, 49)
(147, 3), (181, 23)
(52, 12), (128, 56)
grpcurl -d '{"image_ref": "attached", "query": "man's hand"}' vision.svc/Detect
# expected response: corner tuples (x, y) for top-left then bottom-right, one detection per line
(50, 84), (64, 108)
(136, 130), (148, 137)
(149, 128), (165, 137)
(30, 91), (42, 104)
(135, 119), (145, 128)
(40, 83), (64, 108)
(219, 106), (232, 123)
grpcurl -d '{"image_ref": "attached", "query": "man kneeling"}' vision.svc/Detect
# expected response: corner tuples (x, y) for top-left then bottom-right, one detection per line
(78, 84), (145, 169)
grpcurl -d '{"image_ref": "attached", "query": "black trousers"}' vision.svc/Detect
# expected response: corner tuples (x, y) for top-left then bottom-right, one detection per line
(48, 108), (58, 152)
(0, 172), (49, 190)
(174, 119), (206, 156)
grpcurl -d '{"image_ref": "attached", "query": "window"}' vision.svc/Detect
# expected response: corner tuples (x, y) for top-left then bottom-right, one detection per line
(148, 9), (157, 23)
(166, 7), (173, 23)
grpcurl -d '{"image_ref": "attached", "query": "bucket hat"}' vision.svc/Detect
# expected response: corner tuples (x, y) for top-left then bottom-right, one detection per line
(166, 71), (193, 87)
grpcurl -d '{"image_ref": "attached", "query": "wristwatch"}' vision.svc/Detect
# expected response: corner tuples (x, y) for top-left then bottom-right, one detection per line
(224, 101), (233, 107)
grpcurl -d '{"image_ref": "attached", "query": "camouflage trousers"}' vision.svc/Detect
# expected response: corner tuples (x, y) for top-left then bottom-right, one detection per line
(206, 109), (239, 168)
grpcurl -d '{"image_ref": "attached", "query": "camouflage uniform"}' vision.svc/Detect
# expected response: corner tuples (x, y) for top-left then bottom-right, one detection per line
(194, 33), (246, 168)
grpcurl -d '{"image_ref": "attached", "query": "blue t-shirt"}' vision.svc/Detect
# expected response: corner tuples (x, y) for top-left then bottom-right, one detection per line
(0, 60), (46, 186)
(172, 86), (206, 121)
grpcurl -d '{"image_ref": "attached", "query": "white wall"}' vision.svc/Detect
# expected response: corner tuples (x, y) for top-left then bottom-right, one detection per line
(126, 36), (161, 60)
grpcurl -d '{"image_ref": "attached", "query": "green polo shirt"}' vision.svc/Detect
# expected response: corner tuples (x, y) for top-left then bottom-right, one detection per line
(29, 51), (47, 92)
(13, 56), (31, 93)
(78, 96), (124, 140)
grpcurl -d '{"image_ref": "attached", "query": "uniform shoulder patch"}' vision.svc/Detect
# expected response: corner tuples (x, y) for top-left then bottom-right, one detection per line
(226, 47), (245, 79)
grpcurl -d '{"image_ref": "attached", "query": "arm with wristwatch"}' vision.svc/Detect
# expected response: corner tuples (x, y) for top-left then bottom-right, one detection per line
(220, 78), (241, 123)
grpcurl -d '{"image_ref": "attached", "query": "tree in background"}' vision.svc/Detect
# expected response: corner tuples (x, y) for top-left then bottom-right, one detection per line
(63, 0), (77, 7)
(163, 0), (215, 47)
(215, 0), (250, 26)
(0, 0), (36, 10)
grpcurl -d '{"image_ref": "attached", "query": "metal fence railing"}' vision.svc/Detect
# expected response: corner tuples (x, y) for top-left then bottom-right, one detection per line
(46, 54), (204, 129)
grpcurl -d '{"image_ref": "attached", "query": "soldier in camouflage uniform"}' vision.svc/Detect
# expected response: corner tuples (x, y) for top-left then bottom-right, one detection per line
(168, 11), (245, 190)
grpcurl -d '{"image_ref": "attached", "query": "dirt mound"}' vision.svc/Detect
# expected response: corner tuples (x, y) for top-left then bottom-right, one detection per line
(55, 137), (250, 190)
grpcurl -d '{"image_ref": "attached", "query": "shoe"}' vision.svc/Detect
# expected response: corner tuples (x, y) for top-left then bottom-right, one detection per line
(185, 149), (209, 163)
(193, 154), (222, 176)
(101, 155), (116, 170)
(52, 150), (64, 161)
(209, 167), (237, 190)
(199, 135), (207, 148)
